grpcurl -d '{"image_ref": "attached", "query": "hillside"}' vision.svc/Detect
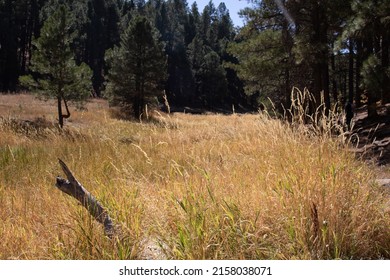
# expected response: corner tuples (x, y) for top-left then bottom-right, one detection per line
(0, 94), (389, 260)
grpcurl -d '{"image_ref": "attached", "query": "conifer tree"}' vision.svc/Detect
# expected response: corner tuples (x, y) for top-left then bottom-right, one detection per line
(199, 50), (228, 108)
(105, 16), (166, 119)
(164, 0), (193, 106)
(227, 1), (291, 109)
(20, 4), (92, 128)
(342, 0), (390, 117)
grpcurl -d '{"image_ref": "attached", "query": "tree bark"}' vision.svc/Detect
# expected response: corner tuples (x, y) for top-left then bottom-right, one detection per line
(57, 96), (71, 128)
(382, 32), (389, 103)
(310, 2), (330, 114)
(57, 96), (63, 128)
(55, 159), (115, 238)
(363, 39), (378, 118)
(62, 96), (71, 119)
(355, 40), (362, 107)
(331, 47), (338, 105)
(348, 40), (354, 103)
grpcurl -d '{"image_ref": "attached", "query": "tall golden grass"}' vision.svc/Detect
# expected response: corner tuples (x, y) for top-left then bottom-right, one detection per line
(0, 92), (389, 259)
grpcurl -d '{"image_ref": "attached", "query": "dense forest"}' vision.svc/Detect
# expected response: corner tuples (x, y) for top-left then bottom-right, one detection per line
(0, 0), (389, 118)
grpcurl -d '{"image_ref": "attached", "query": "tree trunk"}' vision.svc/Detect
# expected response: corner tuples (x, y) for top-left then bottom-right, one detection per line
(343, 72), (347, 103)
(281, 13), (293, 111)
(57, 96), (64, 128)
(348, 40), (354, 103)
(310, 2), (330, 114)
(363, 39), (377, 118)
(62, 96), (71, 119)
(367, 92), (379, 118)
(331, 47), (338, 105)
(57, 95), (71, 128)
(322, 61), (330, 111)
(382, 32), (389, 103)
(355, 40), (362, 107)
(133, 95), (142, 120)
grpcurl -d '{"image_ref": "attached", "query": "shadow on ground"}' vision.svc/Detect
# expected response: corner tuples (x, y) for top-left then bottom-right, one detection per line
(352, 103), (390, 166)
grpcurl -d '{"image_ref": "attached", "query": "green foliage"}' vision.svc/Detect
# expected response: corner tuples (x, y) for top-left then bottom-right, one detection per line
(226, 0), (297, 110)
(105, 15), (167, 119)
(198, 51), (228, 108)
(343, 0), (390, 106)
(188, 35), (228, 108)
(360, 55), (383, 100)
(231, 0), (390, 115)
(227, 29), (287, 105)
(361, 55), (380, 89)
(19, 3), (92, 127)
(2, 0), (244, 111)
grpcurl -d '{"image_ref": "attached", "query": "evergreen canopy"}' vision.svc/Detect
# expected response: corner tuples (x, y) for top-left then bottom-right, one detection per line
(105, 15), (167, 119)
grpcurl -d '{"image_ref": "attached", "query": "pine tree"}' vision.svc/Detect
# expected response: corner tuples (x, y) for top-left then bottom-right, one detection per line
(105, 16), (167, 119)
(163, 0), (194, 106)
(19, 4), (92, 128)
(199, 50), (228, 108)
(185, 2), (199, 45)
(227, 0), (292, 110)
(342, 0), (390, 117)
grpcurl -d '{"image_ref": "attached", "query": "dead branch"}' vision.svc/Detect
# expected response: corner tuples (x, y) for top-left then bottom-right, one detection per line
(55, 159), (115, 237)
(61, 95), (71, 119)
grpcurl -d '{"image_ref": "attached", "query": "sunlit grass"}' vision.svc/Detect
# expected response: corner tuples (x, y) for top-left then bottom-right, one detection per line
(0, 93), (389, 259)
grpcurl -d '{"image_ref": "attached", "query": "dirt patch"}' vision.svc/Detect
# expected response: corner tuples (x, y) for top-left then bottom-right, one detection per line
(351, 103), (390, 166)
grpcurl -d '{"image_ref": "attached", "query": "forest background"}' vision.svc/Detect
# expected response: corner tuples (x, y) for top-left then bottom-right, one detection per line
(1, 0), (389, 117)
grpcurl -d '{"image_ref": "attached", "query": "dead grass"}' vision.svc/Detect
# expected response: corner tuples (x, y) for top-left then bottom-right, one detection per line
(0, 93), (389, 259)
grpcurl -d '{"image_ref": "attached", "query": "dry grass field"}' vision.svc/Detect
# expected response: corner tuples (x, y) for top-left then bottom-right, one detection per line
(0, 93), (389, 259)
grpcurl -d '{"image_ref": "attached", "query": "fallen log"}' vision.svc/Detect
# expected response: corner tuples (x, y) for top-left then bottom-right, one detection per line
(55, 159), (115, 238)
(376, 179), (390, 188)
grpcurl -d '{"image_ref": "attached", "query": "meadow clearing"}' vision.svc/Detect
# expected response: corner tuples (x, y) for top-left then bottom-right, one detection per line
(0, 93), (389, 259)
